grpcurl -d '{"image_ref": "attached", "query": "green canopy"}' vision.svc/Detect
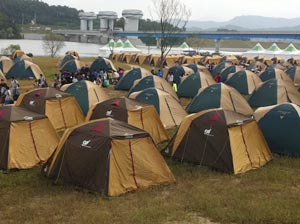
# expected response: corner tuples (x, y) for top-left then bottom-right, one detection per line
(283, 43), (298, 53)
(250, 43), (265, 52)
(267, 43), (282, 52)
(178, 42), (189, 49)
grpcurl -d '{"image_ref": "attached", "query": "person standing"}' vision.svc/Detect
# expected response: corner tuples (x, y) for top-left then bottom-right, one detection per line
(166, 72), (174, 85)
(38, 74), (47, 87)
(172, 81), (178, 92)
(157, 69), (163, 78)
(11, 76), (19, 100)
(3, 86), (13, 105)
(0, 79), (9, 104)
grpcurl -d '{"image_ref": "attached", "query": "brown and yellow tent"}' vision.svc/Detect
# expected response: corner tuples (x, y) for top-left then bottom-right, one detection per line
(123, 53), (137, 64)
(0, 105), (59, 170)
(170, 109), (272, 174)
(11, 50), (25, 59)
(15, 88), (85, 131)
(65, 50), (80, 59)
(149, 54), (162, 67)
(0, 70), (6, 82)
(165, 55), (180, 67)
(183, 56), (203, 65)
(0, 56), (13, 73)
(223, 55), (239, 64)
(86, 97), (168, 144)
(136, 54), (150, 65)
(44, 118), (175, 196)
(204, 55), (222, 65)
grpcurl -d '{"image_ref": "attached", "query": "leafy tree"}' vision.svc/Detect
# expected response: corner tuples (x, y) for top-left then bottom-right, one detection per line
(0, 44), (21, 55)
(42, 32), (65, 57)
(0, 12), (21, 39)
(150, 0), (191, 68)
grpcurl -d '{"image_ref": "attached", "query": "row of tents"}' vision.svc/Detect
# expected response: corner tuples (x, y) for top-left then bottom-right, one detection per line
(2, 50), (300, 197)
(0, 51), (118, 81)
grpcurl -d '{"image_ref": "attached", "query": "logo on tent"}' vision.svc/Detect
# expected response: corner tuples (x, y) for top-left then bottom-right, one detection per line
(24, 116), (33, 121)
(0, 109), (6, 118)
(106, 110), (113, 117)
(81, 140), (92, 148)
(278, 110), (290, 119)
(204, 128), (214, 137)
(124, 133), (133, 138)
(209, 113), (220, 122)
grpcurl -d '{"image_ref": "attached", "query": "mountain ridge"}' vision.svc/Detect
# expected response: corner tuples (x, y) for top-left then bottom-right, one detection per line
(186, 15), (300, 31)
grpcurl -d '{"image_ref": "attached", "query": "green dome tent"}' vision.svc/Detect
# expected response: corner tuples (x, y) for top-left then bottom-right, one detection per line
(186, 83), (253, 116)
(60, 80), (110, 115)
(225, 70), (262, 95)
(61, 59), (81, 73)
(177, 72), (215, 98)
(219, 65), (242, 82)
(167, 65), (194, 85)
(248, 79), (300, 108)
(286, 66), (300, 86)
(6, 60), (43, 79)
(211, 61), (233, 77)
(254, 103), (300, 156)
(59, 54), (77, 69)
(259, 67), (291, 82)
(129, 87), (187, 129)
(90, 57), (115, 72)
(127, 75), (178, 100)
(115, 67), (151, 90)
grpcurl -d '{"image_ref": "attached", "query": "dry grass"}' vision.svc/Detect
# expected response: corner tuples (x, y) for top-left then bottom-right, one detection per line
(1, 156), (300, 224)
(1, 57), (300, 224)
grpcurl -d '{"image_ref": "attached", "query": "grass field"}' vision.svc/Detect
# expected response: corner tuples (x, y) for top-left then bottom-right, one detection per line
(1, 56), (300, 224)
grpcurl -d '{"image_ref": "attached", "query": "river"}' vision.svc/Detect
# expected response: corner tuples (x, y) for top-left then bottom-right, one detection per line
(1, 39), (298, 59)
(0, 39), (101, 57)
(0, 39), (243, 58)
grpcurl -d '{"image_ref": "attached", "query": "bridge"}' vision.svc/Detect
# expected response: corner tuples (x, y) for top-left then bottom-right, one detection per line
(113, 30), (300, 52)
(53, 29), (300, 52)
(113, 30), (300, 40)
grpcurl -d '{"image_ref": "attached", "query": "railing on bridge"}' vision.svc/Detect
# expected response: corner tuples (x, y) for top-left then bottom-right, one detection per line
(112, 31), (300, 40)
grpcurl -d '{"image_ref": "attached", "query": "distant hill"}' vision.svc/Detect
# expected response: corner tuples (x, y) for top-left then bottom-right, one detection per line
(187, 15), (300, 31)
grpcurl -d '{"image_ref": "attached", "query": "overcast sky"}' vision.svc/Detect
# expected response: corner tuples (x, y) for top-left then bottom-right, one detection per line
(42, 0), (300, 21)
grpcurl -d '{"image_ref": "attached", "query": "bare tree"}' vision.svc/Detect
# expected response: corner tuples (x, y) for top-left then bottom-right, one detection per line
(43, 32), (65, 57)
(150, 0), (191, 68)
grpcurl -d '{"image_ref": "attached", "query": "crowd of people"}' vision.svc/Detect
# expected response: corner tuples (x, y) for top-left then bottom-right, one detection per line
(49, 65), (125, 89)
(0, 77), (20, 105)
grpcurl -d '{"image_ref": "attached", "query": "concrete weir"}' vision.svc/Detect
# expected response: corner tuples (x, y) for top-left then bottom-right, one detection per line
(122, 9), (143, 32)
(98, 11), (118, 32)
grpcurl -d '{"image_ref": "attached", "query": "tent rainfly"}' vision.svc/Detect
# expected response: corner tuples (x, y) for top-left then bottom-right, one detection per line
(43, 118), (175, 196)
